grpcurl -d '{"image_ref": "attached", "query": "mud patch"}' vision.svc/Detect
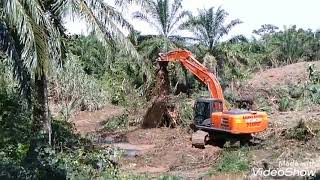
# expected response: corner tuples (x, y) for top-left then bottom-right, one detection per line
(117, 128), (222, 177)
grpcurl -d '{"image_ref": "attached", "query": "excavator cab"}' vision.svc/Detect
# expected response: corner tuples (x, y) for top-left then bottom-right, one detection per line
(193, 98), (223, 127)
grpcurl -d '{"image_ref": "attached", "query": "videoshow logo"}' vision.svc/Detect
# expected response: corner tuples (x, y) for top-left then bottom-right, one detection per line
(251, 160), (318, 177)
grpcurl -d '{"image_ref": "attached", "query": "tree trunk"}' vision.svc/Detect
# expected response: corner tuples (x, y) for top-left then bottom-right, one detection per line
(33, 72), (52, 145)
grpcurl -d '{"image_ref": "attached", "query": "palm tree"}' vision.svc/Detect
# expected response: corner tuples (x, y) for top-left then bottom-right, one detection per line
(132, 0), (190, 53)
(183, 7), (242, 76)
(0, 0), (139, 145)
(130, 0), (191, 93)
(183, 7), (242, 53)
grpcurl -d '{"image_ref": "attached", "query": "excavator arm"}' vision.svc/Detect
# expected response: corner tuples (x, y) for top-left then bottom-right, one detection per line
(158, 49), (227, 111)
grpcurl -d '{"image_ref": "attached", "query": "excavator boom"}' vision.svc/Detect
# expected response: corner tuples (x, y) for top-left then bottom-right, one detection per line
(158, 49), (227, 111)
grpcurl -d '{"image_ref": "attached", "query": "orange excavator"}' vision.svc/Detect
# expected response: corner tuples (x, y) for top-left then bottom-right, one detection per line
(158, 49), (268, 147)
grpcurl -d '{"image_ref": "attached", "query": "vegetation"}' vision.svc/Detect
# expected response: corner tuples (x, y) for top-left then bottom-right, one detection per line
(102, 113), (130, 131)
(183, 7), (243, 77)
(207, 148), (250, 176)
(1, 0), (320, 178)
(284, 120), (319, 141)
(270, 64), (320, 112)
(133, 0), (190, 53)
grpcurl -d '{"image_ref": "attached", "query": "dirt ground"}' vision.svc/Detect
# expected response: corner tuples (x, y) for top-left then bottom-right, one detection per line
(245, 61), (320, 89)
(110, 128), (221, 178)
(71, 104), (124, 134)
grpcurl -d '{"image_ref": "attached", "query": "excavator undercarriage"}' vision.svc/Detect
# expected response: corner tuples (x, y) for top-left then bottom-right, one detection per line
(190, 127), (264, 148)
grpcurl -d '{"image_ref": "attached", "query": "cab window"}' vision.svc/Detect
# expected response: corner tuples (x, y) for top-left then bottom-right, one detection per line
(194, 101), (211, 119)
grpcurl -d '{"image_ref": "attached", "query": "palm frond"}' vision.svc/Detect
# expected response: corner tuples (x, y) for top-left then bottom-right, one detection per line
(169, 0), (183, 20)
(0, 20), (31, 101)
(133, 0), (189, 38)
(132, 11), (163, 34)
(115, 0), (154, 8)
(79, 0), (140, 58)
(168, 10), (191, 35)
(227, 35), (248, 43)
(4, 0), (53, 75)
(183, 6), (242, 52)
(55, 0), (140, 60)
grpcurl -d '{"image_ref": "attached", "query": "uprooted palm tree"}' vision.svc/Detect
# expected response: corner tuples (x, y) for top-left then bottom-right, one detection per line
(0, 0), (139, 145)
(182, 7), (243, 77)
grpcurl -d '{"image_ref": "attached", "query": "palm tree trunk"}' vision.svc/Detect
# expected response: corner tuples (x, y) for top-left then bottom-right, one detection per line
(33, 72), (52, 145)
(211, 49), (225, 79)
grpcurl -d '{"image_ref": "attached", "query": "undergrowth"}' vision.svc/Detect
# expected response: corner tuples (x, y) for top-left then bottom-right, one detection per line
(176, 95), (194, 127)
(50, 54), (107, 121)
(0, 117), (121, 180)
(0, 88), (123, 179)
(284, 120), (320, 141)
(208, 148), (250, 176)
(102, 113), (130, 131)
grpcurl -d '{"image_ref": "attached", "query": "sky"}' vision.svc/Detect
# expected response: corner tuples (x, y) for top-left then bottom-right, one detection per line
(65, 0), (320, 38)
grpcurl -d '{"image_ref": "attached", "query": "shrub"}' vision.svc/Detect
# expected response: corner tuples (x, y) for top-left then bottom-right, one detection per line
(284, 120), (319, 141)
(255, 97), (272, 113)
(177, 98), (194, 127)
(49, 54), (107, 121)
(278, 96), (291, 112)
(0, 118), (121, 180)
(289, 85), (304, 99)
(0, 90), (32, 162)
(102, 113), (130, 131)
(216, 149), (250, 173)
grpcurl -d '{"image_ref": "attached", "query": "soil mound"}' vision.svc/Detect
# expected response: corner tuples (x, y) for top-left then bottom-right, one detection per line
(235, 61), (320, 111)
(246, 61), (320, 89)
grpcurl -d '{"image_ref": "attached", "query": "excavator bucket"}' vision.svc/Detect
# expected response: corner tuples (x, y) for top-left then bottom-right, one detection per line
(158, 50), (192, 62)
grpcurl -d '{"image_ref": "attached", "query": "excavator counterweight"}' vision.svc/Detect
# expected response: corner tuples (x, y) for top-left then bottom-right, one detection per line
(158, 49), (269, 147)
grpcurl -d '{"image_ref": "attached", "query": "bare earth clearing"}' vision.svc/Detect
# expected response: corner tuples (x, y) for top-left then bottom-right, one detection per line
(72, 61), (320, 179)
(72, 104), (124, 134)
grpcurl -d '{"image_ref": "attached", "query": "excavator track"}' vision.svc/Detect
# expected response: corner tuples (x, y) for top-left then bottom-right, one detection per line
(191, 130), (208, 148)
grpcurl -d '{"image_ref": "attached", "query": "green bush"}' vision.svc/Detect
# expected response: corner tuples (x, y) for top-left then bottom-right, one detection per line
(278, 96), (291, 112)
(215, 149), (250, 173)
(289, 85), (304, 99)
(255, 97), (272, 113)
(50, 54), (107, 121)
(285, 120), (319, 141)
(102, 113), (130, 131)
(178, 98), (194, 127)
(0, 91), (32, 162)
(0, 118), (122, 180)
(0, 100), (121, 180)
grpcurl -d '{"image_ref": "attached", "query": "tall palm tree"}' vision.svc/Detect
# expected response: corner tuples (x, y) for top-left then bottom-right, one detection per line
(183, 7), (242, 53)
(127, 0), (191, 94)
(1, 0), (61, 144)
(183, 7), (242, 52)
(132, 0), (190, 53)
(183, 7), (242, 76)
(0, 0), (139, 145)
